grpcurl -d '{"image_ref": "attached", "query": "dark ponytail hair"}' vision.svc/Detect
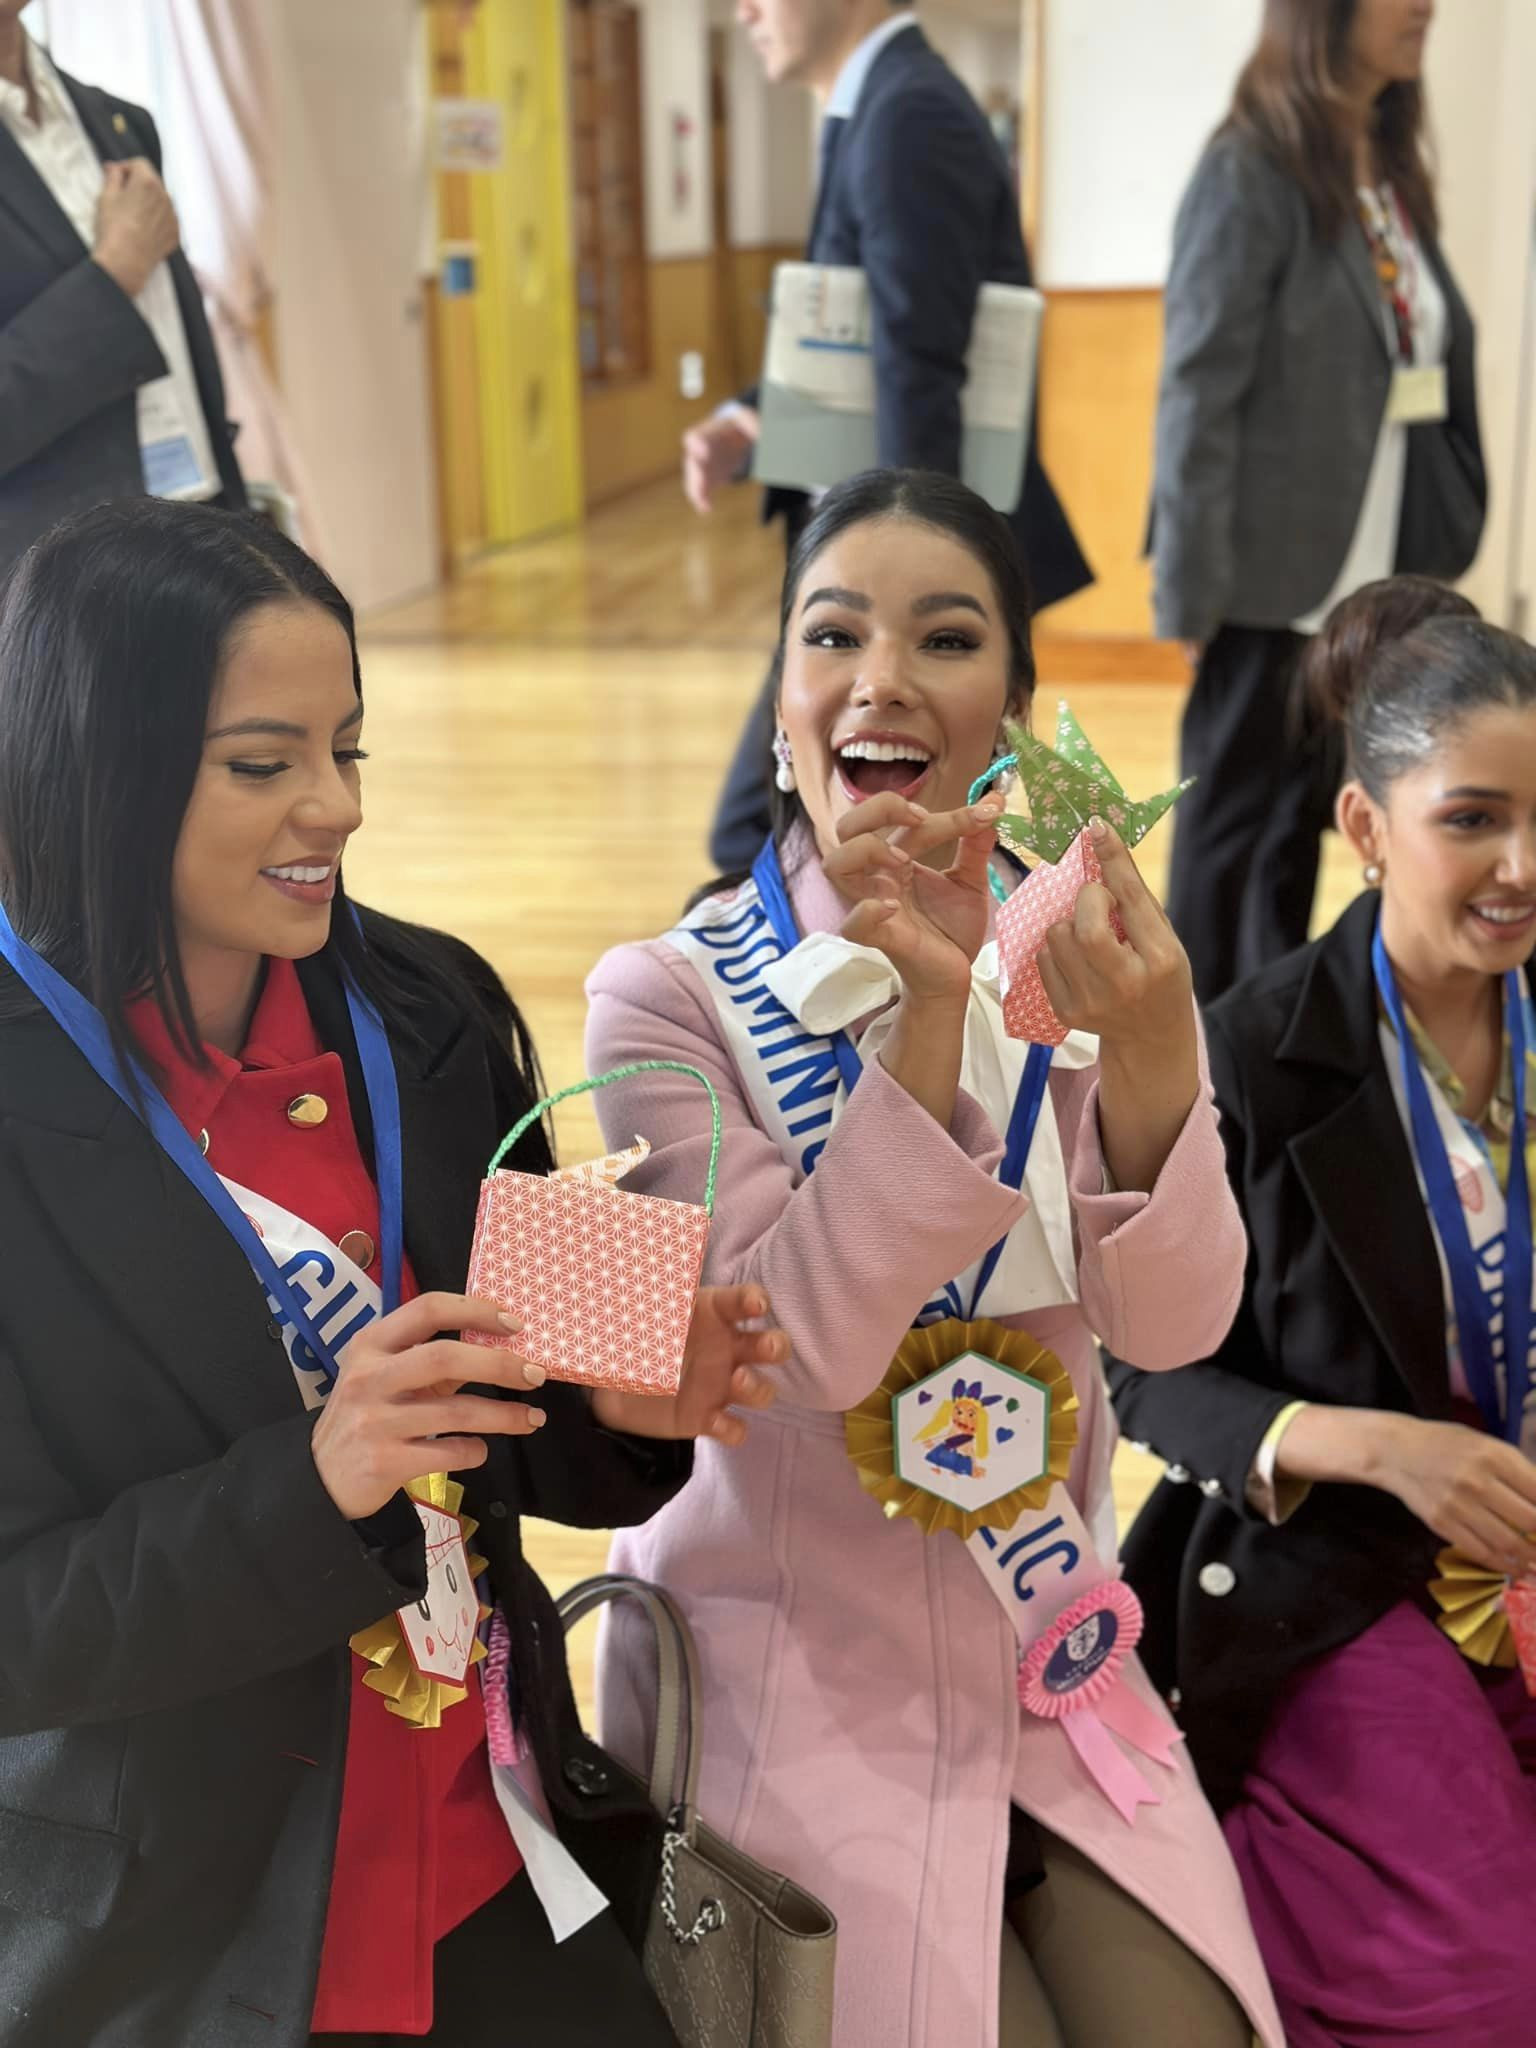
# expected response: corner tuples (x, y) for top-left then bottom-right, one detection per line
(688, 468), (1036, 908)
(1304, 575), (1536, 801)
(0, 500), (548, 1160)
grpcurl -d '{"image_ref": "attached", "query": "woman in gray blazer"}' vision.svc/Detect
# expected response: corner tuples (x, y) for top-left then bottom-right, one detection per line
(1153, 0), (1484, 1002)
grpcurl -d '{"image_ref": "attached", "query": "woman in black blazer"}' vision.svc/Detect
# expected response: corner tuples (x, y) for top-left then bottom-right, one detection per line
(1111, 578), (1536, 2048)
(0, 501), (782, 2048)
(1154, 0), (1485, 1002)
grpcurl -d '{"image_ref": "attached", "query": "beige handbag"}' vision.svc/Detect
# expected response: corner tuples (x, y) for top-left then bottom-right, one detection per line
(558, 1574), (837, 2048)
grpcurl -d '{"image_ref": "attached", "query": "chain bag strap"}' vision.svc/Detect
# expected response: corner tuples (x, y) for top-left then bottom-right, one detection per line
(557, 1574), (837, 2048)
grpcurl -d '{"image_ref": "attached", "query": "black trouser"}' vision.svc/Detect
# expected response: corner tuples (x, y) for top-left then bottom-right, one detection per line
(710, 667), (779, 873)
(1164, 623), (1342, 1005)
(308, 1872), (676, 2047)
(709, 502), (813, 874)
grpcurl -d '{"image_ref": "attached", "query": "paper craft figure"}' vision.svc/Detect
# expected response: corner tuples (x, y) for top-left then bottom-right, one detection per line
(976, 700), (1193, 1044)
(994, 702), (1193, 867)
(916, 1378), (1007, 1482)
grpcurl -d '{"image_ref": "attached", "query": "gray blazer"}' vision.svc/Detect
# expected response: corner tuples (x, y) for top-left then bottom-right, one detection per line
(0, 71), (245, 573)
(1152, 131), (1485, 644)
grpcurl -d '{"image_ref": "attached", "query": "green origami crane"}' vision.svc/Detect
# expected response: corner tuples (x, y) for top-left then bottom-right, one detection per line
(989, 701), (1194, 866)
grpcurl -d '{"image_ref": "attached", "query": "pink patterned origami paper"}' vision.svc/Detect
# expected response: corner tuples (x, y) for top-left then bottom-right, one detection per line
(996, 827), (1124, 1045)
(463, 1170), (708, 1396)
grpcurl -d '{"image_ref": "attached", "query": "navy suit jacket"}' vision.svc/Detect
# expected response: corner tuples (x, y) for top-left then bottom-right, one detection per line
(761, 23), (1091, 612)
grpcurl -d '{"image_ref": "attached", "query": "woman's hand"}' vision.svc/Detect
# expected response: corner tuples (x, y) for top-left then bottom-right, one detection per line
(1368, 1415), (1536, 1578)
(826, 789), (1005, 1006)
(1037, 820), (1199, 1192)
(590, 1284), (787, 1445)
(311, 1293), (548, 1520)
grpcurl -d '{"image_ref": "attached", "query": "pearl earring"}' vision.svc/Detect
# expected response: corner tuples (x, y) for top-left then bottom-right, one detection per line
(773, 727), (797, 794)
(1363, 861), (1383, 887)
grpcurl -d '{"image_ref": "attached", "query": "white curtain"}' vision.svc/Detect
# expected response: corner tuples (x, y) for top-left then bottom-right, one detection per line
(159, 0), (327, 555)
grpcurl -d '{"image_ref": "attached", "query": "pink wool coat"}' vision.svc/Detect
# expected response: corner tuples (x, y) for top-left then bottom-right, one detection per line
(583, 857), (1282, 2048)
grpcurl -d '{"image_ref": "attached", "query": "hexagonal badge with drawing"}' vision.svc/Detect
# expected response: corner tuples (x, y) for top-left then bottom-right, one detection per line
(892, 1351), (1053, 1515)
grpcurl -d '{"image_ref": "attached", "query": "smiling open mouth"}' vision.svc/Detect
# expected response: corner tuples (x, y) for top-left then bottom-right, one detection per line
(261, 862), (337, 905)
(835, 737), (934, 803)
(1469, 901), (1536, 935)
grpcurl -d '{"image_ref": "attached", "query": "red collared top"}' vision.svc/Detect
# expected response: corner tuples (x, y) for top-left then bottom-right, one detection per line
(128, 960), (520, 2036)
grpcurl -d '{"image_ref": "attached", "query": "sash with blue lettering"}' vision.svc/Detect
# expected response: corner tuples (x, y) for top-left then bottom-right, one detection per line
(1374, 920), (1534, 1443)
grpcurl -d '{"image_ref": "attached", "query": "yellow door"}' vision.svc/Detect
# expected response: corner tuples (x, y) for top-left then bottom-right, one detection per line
(472, 0), (584, 545)
(428, 0), (583, 556)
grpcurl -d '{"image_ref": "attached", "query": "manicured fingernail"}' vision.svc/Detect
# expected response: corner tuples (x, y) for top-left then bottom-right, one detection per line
(1089, 816), (1107, 842)
(522, 1362), (547, 1387)
(975, 791), (1005, 813)
(905, 802), (927, 819)
(527, 1407), (546, 1428)
(498, 1312), (524, 1335)
(746, 1291), (766, 1317)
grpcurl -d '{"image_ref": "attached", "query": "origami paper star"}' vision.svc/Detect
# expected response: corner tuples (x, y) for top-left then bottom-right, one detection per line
(990, 702), (1193, 866)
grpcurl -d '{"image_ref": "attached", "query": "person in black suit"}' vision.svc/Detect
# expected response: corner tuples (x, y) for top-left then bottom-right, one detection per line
(0, 8), (245, 569)
(691, 0), (1090, 872)
(0, 500), (784, 2048)
(1109, 578), (1536, 2048)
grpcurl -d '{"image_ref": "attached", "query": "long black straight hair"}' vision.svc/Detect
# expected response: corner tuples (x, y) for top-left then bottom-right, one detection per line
(0, 500), (548, 1157)
(690, 468), (1037, 909)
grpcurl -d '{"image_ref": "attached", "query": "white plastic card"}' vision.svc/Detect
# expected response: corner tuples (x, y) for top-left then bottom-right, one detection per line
(1387, 363), (1448, 425)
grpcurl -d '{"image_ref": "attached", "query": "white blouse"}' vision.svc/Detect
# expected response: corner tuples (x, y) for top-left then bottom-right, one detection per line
(1293, 186), (1449, 634)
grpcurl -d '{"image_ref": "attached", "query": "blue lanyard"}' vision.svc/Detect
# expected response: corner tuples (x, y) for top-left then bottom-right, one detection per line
(751, 839), (1052, 1320)
(1372, 923), (1533, 1443)
(0, 903), (404, 1384)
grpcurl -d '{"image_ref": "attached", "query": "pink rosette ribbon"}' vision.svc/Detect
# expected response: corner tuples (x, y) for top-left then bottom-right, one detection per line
(483, 1609), (528, 1768)
(1017, 1581), (1181, 1825)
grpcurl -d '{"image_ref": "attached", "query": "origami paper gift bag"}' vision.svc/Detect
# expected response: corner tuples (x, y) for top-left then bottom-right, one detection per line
(464, 1061), (721, 1397)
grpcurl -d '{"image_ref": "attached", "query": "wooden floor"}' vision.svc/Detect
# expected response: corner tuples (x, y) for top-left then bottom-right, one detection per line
(357, 476), (1359, 1713)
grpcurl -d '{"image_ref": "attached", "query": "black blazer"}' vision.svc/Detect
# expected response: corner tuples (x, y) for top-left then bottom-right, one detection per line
(1107, 891), (1461, 1810)
(760, 25), (1091, 613)
(0, 70), (246, 570)
(0, 910), (687, 2046)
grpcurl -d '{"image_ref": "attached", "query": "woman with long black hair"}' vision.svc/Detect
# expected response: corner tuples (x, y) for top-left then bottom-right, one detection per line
(0, 498), (782, 2048)
(1154, 0), (1485, 1001)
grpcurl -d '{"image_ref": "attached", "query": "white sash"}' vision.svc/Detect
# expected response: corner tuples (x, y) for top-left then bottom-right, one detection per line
(219, 1175), (607, 1942)
(1379, 1020), (1536, 1455)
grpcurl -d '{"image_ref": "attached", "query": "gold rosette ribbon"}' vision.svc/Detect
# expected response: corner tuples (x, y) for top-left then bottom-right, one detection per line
(844, 1318), (1079, 1540)
(348, 1474), (492, 1727)
(1429, 1543), (1519, 1668)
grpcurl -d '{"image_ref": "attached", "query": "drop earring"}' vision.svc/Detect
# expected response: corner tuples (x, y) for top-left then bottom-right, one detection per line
(773, 727), (797, 794)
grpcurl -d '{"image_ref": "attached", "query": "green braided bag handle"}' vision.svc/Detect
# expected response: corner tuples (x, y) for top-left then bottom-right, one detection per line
(487, 1061), (723, 1219)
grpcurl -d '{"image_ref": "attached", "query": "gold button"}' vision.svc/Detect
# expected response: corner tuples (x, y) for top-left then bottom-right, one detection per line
(287, 1094), (328, 1128)
(339, 1230), (375, 1269)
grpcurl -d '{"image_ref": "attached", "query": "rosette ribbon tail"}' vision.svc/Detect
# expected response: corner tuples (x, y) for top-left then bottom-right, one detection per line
(1063, 1682), (1183, 1825)
(1060, 1702), (1164, 1826)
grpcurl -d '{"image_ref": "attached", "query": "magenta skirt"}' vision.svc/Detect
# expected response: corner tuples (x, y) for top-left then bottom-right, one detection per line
(1224, 1600), (1536, 2047)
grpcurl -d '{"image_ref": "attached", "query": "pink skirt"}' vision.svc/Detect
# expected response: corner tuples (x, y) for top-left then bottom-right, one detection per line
(1225, 1600), (1536, 2047)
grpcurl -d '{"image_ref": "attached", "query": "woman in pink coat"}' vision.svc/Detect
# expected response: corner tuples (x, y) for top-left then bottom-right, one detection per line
(585, 471), (1282, 2048)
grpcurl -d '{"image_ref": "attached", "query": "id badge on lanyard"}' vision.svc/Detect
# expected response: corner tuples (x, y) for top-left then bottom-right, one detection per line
(1373, 923), (1534, 1443)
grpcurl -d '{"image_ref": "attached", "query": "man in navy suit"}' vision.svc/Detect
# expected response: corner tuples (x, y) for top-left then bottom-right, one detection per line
(691, 0), (1091, 870)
